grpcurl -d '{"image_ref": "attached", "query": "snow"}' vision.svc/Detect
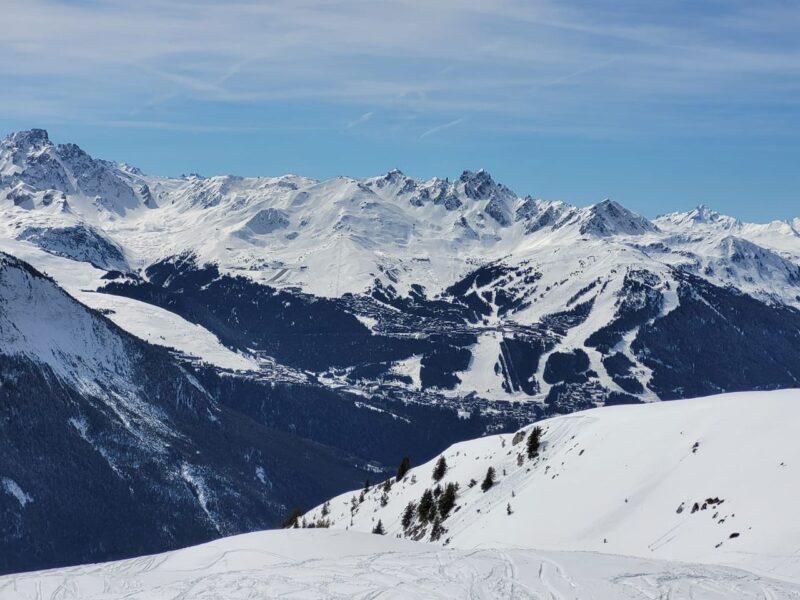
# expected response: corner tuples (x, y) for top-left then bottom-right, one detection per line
(5, 130), (800, 403)
(305, 390), (800, 581)
(78, 292), (258, 371)
(0, 237), (257, 372)
(1, 478), (33, 508)
(4, 129), (800, 311)
(1, 529), (798, 599)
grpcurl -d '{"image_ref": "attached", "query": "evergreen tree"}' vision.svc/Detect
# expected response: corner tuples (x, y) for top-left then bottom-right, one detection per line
(438, 482), (457, 518)
(430, 517), (445, 541)
(432, 455), (447, 482)
(418, 488), (435, 522)
(396, 456), (411, 480)
(372, 519), (385, 535)
(402, 501), (416, 529)
(481, 466), (496, 492)
(281, 507), (304, 529)
(527, 426), (543, 459)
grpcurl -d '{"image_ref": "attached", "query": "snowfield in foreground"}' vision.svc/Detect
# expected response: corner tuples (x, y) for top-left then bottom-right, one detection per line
(3, 391), (800, 598)
(2, 529), (799, 599)
(305, 390), (800, 580)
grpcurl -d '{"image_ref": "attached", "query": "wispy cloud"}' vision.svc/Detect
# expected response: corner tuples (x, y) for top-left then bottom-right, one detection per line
(346, 111), (375, 129)
(0, 0), (798, 138)
(420, 117), (465, 139)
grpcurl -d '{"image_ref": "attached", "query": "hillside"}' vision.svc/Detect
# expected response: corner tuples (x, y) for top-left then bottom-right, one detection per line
(0, 252), (486, 574)
(305, 390), (800, 581)
(5, 128), (800, 572)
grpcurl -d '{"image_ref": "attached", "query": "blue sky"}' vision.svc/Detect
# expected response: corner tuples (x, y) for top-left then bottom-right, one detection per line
(1, 0), (798, 221)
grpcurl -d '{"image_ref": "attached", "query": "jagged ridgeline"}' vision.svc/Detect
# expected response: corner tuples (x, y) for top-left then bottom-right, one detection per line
(3, 128), (800, 572)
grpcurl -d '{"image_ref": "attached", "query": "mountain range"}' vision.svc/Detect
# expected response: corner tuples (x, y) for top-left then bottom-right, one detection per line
(2, 128), (800, 573)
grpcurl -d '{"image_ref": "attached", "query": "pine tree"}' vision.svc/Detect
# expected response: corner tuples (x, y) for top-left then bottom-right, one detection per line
(396, 456), (411, 480)
(527, 426), (543, 459)
(418, 488), (435, 522)
(481, 466), (496, 492)
(372, 519), (385, 535)
(506, 502), (513, 515)
(430, 517), (445, 541)
(281, 507), (304, 529)
(438, 482), (457, 518)
(402, 501), (416, 529)
(432, 455), (447, 482)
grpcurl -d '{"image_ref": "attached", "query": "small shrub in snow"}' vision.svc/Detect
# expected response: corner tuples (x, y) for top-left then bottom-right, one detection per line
(372, 520), (385, 535)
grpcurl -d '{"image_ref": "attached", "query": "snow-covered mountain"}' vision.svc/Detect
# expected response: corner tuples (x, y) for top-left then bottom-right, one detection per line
(305, 390), (800, 581)
(4, 128), (800, 574)
(3, 128), (800, 416)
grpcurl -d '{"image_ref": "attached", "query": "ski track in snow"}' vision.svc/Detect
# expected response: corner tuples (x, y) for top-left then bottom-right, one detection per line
(2, 530), (799, 599)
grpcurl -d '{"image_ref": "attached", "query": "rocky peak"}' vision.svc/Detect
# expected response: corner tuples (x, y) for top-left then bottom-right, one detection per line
(4, 128), (51, 151)
(580, 199), (658, 237)
(459, 169), (500, 200)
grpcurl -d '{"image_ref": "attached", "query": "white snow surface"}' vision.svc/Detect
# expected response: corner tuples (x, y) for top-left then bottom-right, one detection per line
(306, 390), (800, 582)
(3, 131), (800, 311)
(0, 478), (33, 508)
(0, 236), (256, 372)
(2, 529), (798, 599)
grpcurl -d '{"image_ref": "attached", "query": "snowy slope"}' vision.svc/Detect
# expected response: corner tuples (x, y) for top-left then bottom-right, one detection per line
(0, 236), (256, 371)
(305, 390), (800, 581)
(0, 252), (388, 575)
(2, 529), (798, 599)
